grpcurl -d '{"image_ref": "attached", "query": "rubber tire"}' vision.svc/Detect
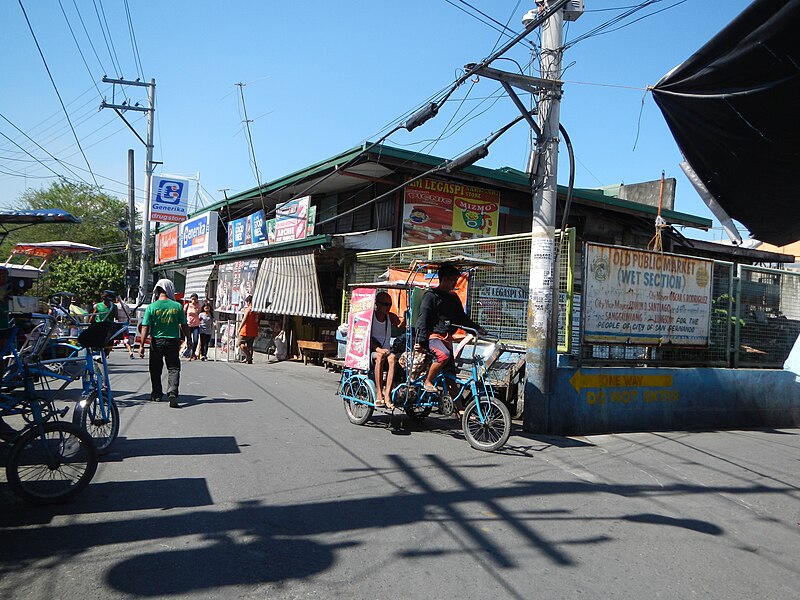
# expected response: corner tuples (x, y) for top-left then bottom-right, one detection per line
(73, 391), (120, 454)
(404, 405), (432, 421)
(343, 378), (374, 425)
(6, 421), (99, 505)
(462, 396), (511, 452)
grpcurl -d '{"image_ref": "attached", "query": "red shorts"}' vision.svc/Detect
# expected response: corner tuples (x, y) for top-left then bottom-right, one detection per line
(428, 337), (453, 364)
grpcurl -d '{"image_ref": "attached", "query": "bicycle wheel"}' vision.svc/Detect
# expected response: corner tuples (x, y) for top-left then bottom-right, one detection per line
(6, 421), (98, 504)
(404, 402), (432, 421)
(462, 396), (511, 452)
(73, 390), (120, 454)
(342, 377), (374, 425)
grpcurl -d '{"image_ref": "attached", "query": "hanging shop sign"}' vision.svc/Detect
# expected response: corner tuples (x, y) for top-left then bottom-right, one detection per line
(227, 209), (268, 253)
(179, 211), (219, 259)
(583, 243), (713, 346)
(274, 196), (310, 244)
(402, 178), (500, 246)
(155, 227), (179, 264)
(216, 258), (260, 314)
(150, 175), (190, 223)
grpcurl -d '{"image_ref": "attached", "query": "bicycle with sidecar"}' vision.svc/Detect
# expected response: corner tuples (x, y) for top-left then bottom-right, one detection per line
(338, 259), (512, 452)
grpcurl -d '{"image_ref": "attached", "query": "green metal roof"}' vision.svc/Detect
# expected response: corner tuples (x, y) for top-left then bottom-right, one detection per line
(206, 143), (710, 229)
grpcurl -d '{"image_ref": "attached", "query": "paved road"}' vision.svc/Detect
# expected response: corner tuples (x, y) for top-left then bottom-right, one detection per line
(1, 353), (799, 599)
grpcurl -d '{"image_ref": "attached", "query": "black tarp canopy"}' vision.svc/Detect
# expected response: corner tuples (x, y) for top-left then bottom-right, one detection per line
(652, 0), (800, 246)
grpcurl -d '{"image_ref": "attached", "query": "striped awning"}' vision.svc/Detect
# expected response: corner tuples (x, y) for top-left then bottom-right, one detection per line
(251, 251), (337, 320)
(183, 264), (216, 300)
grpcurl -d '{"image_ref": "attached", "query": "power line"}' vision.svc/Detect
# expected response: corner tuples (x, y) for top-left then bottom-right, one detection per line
(92, 0), (123, 78)
(123, 0), (144, 79)
(57, 0), (103, 100)
(71, 0), (107, 75)
(0, 111), (90, 184)
(17, 0), (100, 188)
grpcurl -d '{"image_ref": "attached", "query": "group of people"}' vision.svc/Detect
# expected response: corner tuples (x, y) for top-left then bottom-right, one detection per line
(369, 264), (486, 412)
(182, 293), (215, 362)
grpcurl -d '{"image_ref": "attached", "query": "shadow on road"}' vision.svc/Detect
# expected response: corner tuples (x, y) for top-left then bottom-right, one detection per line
(0, 451), (761, 597)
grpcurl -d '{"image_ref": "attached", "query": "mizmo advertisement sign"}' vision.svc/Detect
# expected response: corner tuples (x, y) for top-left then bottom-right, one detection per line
(179, 211), (219, 259)
(583, 243), (713, 346)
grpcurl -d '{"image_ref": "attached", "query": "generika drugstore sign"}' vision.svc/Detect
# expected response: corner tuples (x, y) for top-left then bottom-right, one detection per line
(155, 211), (219, 263)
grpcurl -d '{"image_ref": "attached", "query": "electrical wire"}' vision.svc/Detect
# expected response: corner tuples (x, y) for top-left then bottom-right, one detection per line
(17, 0), (100, 188)
(443, 0), (535, 50)
(71, 0), (107, 76)
(57, 0), (103, 101)
(123, 0), (144, 80)
(93, 0), (123, 78)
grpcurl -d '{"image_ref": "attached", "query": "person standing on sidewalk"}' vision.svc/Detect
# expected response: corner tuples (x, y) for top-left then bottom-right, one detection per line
(184, 293), (201, 360)
(139, 278), (191, 408)
(198, 302), (214, 361)
(238, 295), (259, 364)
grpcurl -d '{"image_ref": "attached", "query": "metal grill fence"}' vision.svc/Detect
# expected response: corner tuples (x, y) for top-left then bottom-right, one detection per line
(348, 236), (800, 369)
(348, 231), (574, 349)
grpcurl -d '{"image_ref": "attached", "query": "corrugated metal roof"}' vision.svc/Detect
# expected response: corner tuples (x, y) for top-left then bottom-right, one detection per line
(183, 264), (216, 299)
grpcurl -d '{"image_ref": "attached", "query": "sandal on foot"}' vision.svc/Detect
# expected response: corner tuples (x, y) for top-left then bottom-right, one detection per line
(422, 385), (438, 393)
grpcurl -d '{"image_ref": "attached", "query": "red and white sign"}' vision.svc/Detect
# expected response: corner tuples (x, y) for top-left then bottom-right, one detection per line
(274, 196), (310, 244)
(155, 228), (178, 264)
(344, 287), (376, 370)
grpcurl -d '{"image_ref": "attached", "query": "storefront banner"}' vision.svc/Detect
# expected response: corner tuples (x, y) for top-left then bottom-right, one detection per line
(344, 287), (375, 370)
(266, 218), (276, 244)
(402, 178), (500, 246)
(179, 211), (219, 259)
(155, 227), (179, 264)
(150, 176), (190, 223)
(583, 244), (713, 346)
(215, 259), (260, 314)
(274, 196), (310, 244)
(227, 210), (268, 253)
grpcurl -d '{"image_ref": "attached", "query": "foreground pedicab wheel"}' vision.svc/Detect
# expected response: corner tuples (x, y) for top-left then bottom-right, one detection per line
(73, 390), (120, 454)
(462, 396), (511, 452)
(404, 404), (432, 421)
(342, 378), (374, 426)
(6, 421), (99, 504)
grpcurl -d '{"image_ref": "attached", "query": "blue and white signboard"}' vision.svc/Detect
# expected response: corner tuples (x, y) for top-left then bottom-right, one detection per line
(179, 211), (219, 258)
(150, 176), (190, 223)
(227, 209), (268, 253)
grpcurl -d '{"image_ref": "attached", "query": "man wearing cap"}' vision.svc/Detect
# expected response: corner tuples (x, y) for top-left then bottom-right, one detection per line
(139, 278), (191, 408)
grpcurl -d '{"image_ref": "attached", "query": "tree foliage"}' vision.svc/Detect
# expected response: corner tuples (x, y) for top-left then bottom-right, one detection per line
(42, 258), (124, 307)
(1, 181), (129, 262)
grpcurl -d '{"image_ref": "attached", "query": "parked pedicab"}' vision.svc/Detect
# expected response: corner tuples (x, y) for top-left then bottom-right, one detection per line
(338, 259), (512, 452)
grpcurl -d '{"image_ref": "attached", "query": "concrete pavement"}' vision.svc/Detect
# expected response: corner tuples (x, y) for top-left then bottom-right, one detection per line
(1, 352), (799, 599)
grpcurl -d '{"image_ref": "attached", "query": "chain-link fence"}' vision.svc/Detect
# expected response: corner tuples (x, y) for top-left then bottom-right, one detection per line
(347, 231), (574, 348)
(735, 265), (800, 368)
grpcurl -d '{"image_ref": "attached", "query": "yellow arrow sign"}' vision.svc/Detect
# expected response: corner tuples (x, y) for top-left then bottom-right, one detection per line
(570, 370), (673, 393)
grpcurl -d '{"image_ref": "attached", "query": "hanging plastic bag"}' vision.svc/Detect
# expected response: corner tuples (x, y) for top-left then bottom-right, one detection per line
(274, 330), (288, 361)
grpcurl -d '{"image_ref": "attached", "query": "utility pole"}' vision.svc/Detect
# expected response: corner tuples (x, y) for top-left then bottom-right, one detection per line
(524, 3), (564, 433)
(127, 148), (136, 301)
(100, 77), (156, 303)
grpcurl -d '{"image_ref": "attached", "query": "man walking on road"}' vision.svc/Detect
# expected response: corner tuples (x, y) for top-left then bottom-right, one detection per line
(139, 278), (191, 408)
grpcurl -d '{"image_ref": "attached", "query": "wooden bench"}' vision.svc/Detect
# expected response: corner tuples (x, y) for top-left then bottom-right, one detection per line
(322, 356), (346, 372)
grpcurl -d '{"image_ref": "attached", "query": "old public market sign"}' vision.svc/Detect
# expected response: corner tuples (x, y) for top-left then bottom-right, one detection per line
(583, 243), (713, 346)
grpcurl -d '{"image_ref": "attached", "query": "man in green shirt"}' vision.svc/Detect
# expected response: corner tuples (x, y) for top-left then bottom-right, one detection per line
(139, 278), (191, 408)
(92, 291), (115, 323)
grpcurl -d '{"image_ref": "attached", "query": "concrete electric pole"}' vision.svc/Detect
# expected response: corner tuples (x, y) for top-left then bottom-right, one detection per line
(101, 77), (156, 303)
(127, 148), (136, 301)
(523, 4), (564, 433)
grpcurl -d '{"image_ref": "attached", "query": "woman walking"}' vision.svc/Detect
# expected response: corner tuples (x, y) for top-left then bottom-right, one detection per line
(198, 303), (214, 361)
(184, 293), (201, 360)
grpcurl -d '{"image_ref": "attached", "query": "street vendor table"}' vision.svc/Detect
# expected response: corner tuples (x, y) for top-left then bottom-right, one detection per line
(297, 340), (337, 365)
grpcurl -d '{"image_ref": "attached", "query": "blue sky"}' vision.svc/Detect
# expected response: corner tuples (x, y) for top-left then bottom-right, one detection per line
(0, 1), (753, 241)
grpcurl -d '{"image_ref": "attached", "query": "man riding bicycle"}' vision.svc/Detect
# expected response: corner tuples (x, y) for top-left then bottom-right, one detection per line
(415, 263), (486, 395)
